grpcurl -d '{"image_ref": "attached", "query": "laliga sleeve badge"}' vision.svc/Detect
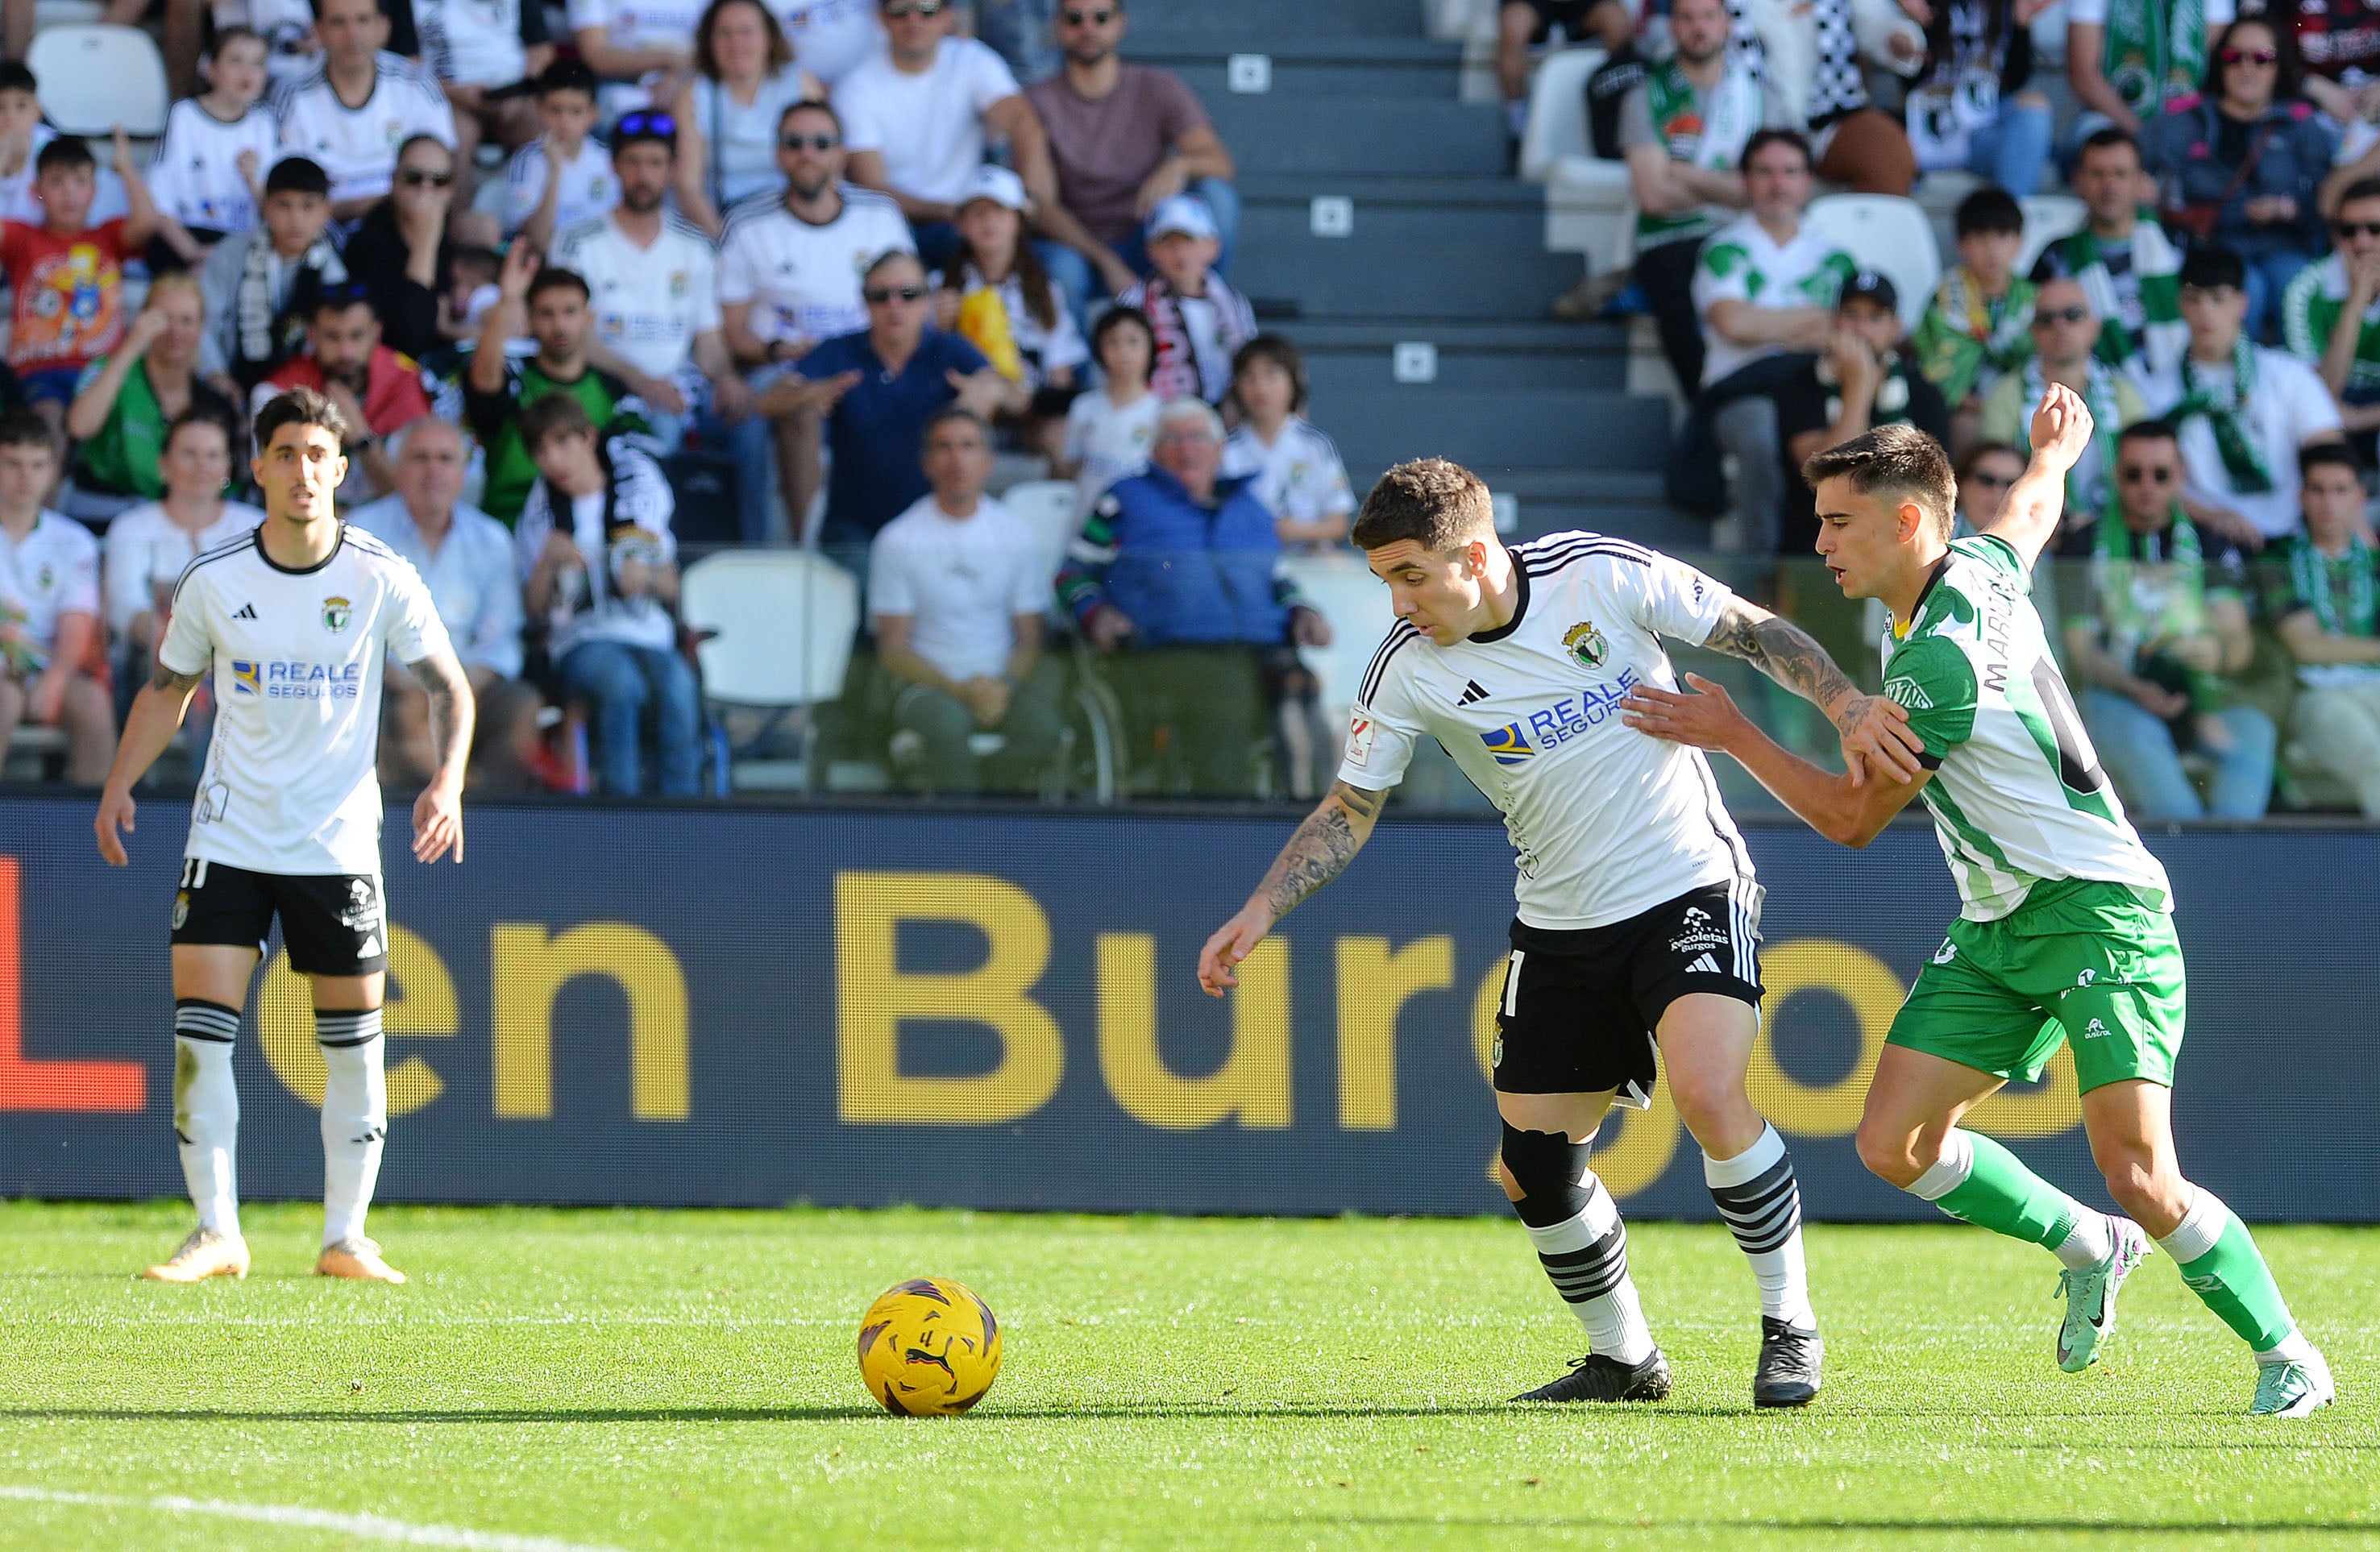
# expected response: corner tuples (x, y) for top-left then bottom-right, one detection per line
(1345, 713), (1375, 767)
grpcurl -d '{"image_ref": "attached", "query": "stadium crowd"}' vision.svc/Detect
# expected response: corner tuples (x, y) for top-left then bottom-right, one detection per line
(2, 0), (2379, 820)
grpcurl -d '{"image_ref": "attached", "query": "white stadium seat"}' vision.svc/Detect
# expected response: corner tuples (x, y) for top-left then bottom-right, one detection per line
(998, 479), (1080, 600)
(681, 551), (859, 789)
(28, 25), (168, 137)
(2017, 194), (2088, 276)
(1804, 193), (1942, 334)
(1279, 554), (1400, 718)
(1518, 45), (1605, 183)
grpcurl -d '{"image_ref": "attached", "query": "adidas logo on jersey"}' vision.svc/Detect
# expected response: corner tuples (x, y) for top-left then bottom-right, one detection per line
(1884, 675), (1933, 710)
(1457, 679), (1489, 705)
(232, 603), (258, 620)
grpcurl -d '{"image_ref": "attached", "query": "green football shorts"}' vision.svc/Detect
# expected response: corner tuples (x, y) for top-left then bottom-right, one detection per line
(1888, 878), (2184, 1093)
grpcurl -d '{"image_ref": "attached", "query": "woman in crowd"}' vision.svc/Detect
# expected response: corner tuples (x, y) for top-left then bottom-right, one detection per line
(62, 274), (239, 525)
(346, 135), (496, 363)
(931, 165), (1086, 457)
(2142, 15), (2338, 337)
(1905, 0), (2057, 197)
(673, 0), (823, 235)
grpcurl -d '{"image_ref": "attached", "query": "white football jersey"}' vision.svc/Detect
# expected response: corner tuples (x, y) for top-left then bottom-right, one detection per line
(272, 55), (459, 205)
(1339, 533), (1753, 932)
(716, 185), (913, 346)
(0, 509), (102, 654)
(553, 213), (721, 381)
(159, 525), (451, 877)
(501, 136), (618, 236)
(146, 100), (281, 233)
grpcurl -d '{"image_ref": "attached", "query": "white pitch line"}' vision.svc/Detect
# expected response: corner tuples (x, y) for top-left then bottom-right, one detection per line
(0, 1485), (637, 1551)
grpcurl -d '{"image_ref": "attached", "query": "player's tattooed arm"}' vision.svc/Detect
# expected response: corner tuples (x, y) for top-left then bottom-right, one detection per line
(1699, 598), (1925, 783)
(412, 646), (478, 791)
(147, 662), (206, 695)
(1258, 781), (1385, 923)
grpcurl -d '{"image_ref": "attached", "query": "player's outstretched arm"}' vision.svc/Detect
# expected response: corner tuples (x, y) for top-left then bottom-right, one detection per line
(93, 663), (204, 865)
(1981, 380), (2095, 571)
(1698, 595), (1924, 784)
(1197, 780), (1386, 997)
(1622, 674), (1929, 848)
(409, 645), (476, 864)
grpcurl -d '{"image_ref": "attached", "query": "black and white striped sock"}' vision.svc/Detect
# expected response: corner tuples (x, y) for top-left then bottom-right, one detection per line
(1520, 1173), (1656, 1363)
(1705, 1124), (1814, 1330)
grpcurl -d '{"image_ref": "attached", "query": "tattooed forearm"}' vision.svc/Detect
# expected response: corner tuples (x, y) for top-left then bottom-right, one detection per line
(1701, 600), (1863, 728)
(413, 649), (477, 786)
(148, 662), (205, 695)
(1256, 781), (1383, 922)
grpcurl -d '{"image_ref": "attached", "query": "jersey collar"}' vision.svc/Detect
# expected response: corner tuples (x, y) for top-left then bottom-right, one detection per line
(1467, 550), (1529, 643)
(255, 521), (347, 575)
(1894, 551), (1952, 640)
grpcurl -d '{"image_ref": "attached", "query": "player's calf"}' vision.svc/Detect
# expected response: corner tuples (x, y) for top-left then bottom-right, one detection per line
(1500, 1123), (1665, 1400)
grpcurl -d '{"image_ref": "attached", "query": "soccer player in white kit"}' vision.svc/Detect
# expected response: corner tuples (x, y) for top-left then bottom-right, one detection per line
(93, 388), (476, 1285)
(1198, 459), (1923, 1406)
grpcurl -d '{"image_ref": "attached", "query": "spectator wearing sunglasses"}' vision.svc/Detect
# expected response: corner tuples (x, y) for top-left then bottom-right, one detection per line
(255, 284), (433, 504)
(2140, 16), (2339, 340)
(557, 111), (766, 539)
(2282, 177), (2380, 454)
(1981, 275), (2153, 534)
(832, 0), (1057, 270)
(1027, 0), (1236, 316)
(195, 155), (348, 392)
(344, 136), (493, 367)
(1953, 441), (2027, 536)
(2063, 417), (2274, 819)
(270, 0), (459, 221)
(756, 248), (1026, 546)
(672, 0), (825, 236)
(718, 98), (912, 530)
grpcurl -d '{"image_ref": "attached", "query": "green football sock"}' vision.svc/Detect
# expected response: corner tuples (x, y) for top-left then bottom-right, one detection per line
(1910, 1129), (2088, 1251)
(2159, 1189), (2297, 1353)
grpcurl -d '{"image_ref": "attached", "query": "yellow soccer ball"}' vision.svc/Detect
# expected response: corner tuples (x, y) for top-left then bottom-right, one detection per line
(856, 1277), (1003, 1416)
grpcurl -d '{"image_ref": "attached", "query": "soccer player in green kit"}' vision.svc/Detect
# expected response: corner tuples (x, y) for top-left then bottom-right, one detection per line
(1621, 384), (2334, 1417)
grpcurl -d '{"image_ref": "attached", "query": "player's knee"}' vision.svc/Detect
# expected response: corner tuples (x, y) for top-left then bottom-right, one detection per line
(1499, 1122), (1593, 1226)
(1665, 1064), (1752, 1143)
(1855, 1115), (1929, 1188)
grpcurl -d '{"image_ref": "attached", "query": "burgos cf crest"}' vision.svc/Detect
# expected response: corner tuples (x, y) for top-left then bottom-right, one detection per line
(322, 595), (352, 633)
(229, 659), (260, 695)
(1563, 620), (1608, 670)
(1481, 724), (1536, 766)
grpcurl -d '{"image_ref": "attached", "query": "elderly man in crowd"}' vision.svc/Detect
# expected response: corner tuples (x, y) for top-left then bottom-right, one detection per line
(870, 406), (1062, 795)
(1057, 396), (1328, 798)
(351, 418), (534, 787)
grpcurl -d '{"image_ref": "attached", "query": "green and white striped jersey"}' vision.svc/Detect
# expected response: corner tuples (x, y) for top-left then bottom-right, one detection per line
(1881, 534), (2171, 922)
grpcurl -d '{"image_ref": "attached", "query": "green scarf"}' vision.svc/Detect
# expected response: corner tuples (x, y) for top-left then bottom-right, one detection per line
(2290, 535), (2379, 637)
(2172, 338), (2272, 496)
(1913, 268), (2036, 405)
(2057, 218), (2185, 373)
(2091, 499), (2208, 666)
(2102, 0), (2206, 120)
(2014, 357), (2121, 512)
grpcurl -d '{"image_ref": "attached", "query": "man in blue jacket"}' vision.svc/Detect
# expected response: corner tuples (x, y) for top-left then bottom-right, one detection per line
(1059, 396), (1331, 795)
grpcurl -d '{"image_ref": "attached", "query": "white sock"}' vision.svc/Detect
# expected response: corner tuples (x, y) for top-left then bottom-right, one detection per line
(2053, 1211), (2116, 1271)
(1704, 1124), (1815, 1330)
(171, 1002), (243, 1238)
(2155, 1185), (2225, 1264)
(318, 1010), (387, 1248)
(2256, 1330), (2317, 1367)
(1522, 1174), (1657, 1364)
(1906, 1128), (1976, 1201)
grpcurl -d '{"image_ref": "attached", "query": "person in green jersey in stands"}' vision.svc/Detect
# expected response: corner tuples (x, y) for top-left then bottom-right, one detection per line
(1621, 384), (2335, 1419)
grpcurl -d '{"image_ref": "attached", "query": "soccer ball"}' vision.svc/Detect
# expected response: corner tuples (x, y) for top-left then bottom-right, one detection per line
(856, 1276), (1003, 1416)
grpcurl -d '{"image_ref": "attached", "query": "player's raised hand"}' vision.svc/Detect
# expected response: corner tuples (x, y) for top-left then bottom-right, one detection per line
(412, 780), (464, 864)
(1620, 674), (1753, 752)
(2029, 381), (2095, 475)
(1834, 691), (1922, 786)
(1197, 905), (1271, 998)
(93, 786), (135, 866)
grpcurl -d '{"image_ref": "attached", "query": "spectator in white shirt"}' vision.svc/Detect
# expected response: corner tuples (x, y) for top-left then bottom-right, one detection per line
(415, 0), (554, 201)
(351, 417), (537, 785)
(673, 0), (824, 235)
(556, 112), (766, 536)
(833, 0), (1060, 269)
(776, 0), (881, 86)
(930, 164), (1086, 457)
(870, 405), (1061, 793)
(718, 97), (913, 533)
(1057, 304), (1159, 520)
(145, 28), (280, 271)
(503, 58), (618, 249)
(1221, 335), (1354, 552)
(99, 411), (259, 714)
(272, 0), (459, 219)
(0, 414), (112, 782)
(568, 0), (704, 112)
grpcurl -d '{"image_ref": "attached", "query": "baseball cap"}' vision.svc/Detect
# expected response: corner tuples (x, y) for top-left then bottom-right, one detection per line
(957, 164), (1028, 213)
(1839, 268), (1898, 313)
(1148, 193), (1219, 242)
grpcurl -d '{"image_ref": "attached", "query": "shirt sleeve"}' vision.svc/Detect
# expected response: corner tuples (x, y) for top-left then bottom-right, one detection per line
(565, 0), (609, 33)
(967, 40), (1022, 111)
(1614, 83), (1658, 152)
(1881, 631), (1979, 766)
(1313, 431), (1356, 519)
(867, 529), (915, 617)
(1152, 68), (1211, 139)
(716, 224), (757, 306)
(158, 570), (214, 676)
(686, 244), (721, 334)
(2064, 0), (2106, 24)
(1693, 234), (1755, 317)
(384, 555), (453, 665)
(833, 74), (883, 153)
(1613, 550), (1734, 643)
(2285, 355), (2346, 438)
(1010, 525), (1054, 616)
(1337, 631), (1423, 791)
(501, 146), (544, 233)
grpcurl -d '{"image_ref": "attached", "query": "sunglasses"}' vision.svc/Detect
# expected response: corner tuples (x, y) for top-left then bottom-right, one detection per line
(1968, 471), (2014, 489)
(2120, 464), (2176, 483)
(318, 280), (374, 305)
(2033, 305), (2091, 326)
(881, 0), (945, 15)
(614, 110), (675, 139)
(2220, 46), (2278, 64)
(1061, 6), (1115, 23)
(2338, 220), (2380, 238)
(863, 284), (926, 303)
(396, 165), (453, 187)
(782, 131), (840, 151)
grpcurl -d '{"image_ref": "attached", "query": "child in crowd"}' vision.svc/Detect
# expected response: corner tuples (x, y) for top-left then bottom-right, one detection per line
(1058, 306), (1161, 521)
(1222, 335), (1355, 551)
(1, 131), (161, 436)
(1913, 186), (2036, 445)
(504, 59), (617, 247)
(1116, 194), (1256, 405)
(932, 165), (1086, 458)
(144, 27), (280, 272)
(0, 63), (129, 227)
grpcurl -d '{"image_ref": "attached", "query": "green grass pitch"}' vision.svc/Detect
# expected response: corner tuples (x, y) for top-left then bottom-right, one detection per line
(1, 1202), (2374, 1550)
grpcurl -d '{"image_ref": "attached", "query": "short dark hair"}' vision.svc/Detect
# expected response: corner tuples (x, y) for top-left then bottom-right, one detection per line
(1741, 128), (1813, 172)
(1801, 424), (1956, 540)
(1351, 458), (1496, 552)
(2179, 243), (2247, 293)
(264, 156), (332, 198)
(0, 60), (34, 95)
(254, 386), (351, 451)
(2337, 176), (2380, 213)
(0, 409), (52, 453)
(2117, 417), (2179, 449)
(1230, 334), (1308, 414)
(1954, 441), (2024, 482)
(1954, 186), (2024, 239)
(920, 404), (990, 452)
(518, 391), (596, 454)
(209, 23), (265, 55)
(534, 56), (598, 100)
(396, 132), (451, 169)
(1090, 305), (1153, 367)
(2078, 126), (2139, 163)
(525, 265), (590, 305)
(164, 407), (236, 454)
(34, 137), (93, 177)
(310, 282), (378, 322)
(2302, 441), (2362, 480)
(779, 98), (841, 135)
